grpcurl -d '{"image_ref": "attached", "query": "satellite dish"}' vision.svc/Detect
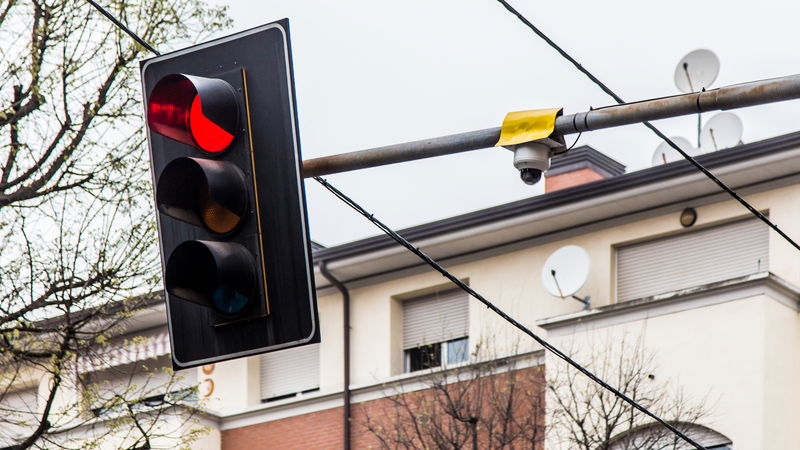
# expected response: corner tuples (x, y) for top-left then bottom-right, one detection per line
(542, 245), (590, 298)
(700, 112), (743, 151)
(651, 136), (697, 166)
(674, 49), (720, 93)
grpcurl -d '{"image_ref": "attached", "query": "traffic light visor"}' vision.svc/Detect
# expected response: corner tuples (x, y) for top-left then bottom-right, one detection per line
(157, 157), (248, 234)
(147, 74), (239, 153)
(165, 240), (256, 317)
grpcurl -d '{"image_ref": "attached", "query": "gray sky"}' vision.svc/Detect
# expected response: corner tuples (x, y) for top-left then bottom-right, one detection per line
(210, 0), (800, 246)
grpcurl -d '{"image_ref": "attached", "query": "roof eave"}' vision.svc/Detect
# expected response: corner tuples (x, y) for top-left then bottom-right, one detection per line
(312, 131), (800, 289)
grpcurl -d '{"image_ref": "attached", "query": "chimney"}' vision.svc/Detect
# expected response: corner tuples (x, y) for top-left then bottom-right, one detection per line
(545, 146), (625, 193)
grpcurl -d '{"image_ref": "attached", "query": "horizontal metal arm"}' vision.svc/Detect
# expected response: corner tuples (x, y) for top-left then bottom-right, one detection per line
(302, 74), (800, 177)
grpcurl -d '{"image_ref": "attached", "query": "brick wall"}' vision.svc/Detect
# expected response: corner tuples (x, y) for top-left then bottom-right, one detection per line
(545, 167), (605, 193)
(221, 406), (345, 450)
(222, 365), (545, 450)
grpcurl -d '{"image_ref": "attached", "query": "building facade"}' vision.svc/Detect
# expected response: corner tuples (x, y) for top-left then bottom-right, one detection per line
(4, 133), (800, 448)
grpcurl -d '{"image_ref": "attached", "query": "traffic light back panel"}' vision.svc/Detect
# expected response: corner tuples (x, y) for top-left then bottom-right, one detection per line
(140, 19), (319, 369)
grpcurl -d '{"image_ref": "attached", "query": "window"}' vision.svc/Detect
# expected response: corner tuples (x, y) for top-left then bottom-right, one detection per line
(83, 355), (197, 417)
(617, 217), (769, 302)
(607, 422), (731, 449)
(403, 289), (469, 373)
(90, 387), (197, 417)
(446, 337), (469, 364)
(260, 343), (320, 402)
(405, 337), (469, 372)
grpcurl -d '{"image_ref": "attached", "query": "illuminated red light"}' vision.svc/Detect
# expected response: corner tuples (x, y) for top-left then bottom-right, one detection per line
(190, 95), (234, 153)
(147, 74), (238, 154)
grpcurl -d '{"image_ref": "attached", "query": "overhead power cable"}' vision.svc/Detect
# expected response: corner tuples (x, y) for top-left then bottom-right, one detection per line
(85, 0), (160, 56)
(89, 3), (711, 447)
(313, 175), (704, 450)
(494, 0), (800, 254)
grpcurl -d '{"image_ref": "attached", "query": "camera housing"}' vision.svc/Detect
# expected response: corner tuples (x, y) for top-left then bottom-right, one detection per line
(513, 142), (551, 185)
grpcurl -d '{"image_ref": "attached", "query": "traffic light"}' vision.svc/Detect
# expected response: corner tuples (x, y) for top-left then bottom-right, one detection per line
(140, 20), (318, 369)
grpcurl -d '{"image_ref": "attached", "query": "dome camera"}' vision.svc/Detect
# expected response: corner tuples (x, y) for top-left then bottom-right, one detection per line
(519, 168), (542, 185)
(512, 142), (551, 186)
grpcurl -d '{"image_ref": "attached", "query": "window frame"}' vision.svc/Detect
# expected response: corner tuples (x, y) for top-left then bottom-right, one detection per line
(404, 336), (469, 373)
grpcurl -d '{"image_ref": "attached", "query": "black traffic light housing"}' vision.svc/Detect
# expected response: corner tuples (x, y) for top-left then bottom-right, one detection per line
(141, 20), (318, 369)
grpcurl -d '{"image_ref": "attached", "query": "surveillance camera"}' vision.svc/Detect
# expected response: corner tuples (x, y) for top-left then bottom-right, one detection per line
(519, 168), (542, 185)
(513, 142), (551, 186)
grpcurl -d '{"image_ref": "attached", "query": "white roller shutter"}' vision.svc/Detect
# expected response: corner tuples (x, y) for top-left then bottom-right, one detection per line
(260, 343), (320, 400)
(617, 218), (769, 302)
(403, 289), (469, 350)
(0, 387), (38, 439)
(1, 387), (38, 416)
(85, 354), (180, 412)
(78, 330), (171, 373)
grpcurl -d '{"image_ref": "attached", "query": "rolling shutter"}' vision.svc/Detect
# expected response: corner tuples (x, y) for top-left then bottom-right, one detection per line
(78, 330), (170, 373)
(85, 354), (182, 407)
(403, 289), (469, 350)
(2, 387), (38, 416)
(617, 218), (769, 302)
(260, 343), (320, 400)
(0, 387), (38, 438)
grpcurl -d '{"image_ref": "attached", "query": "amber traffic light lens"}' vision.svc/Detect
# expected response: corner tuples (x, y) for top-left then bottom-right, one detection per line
(198, 179), (243, 234)
(147, 74), (239, 153)
(156, 157), (248, 234)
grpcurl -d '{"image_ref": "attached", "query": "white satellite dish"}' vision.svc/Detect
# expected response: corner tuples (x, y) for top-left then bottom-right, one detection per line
(674, 49), (720, 93)
(700, 112), (743, 151)
(651, 136), (698, 166)
(541, 245), (590, 298)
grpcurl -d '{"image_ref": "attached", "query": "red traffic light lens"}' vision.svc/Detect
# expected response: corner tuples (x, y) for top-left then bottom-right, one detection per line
(189, 94), (234, 153)
(147, 74), (239, 153)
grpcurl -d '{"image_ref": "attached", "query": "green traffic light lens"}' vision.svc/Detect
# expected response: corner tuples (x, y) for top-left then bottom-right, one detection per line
(165, 240), (255, 317)
(211, 284), (250, 316)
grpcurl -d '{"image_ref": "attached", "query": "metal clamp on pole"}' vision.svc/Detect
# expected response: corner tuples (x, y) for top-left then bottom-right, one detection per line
(496, 108), (564, 185)
(301, 74), (800, 179)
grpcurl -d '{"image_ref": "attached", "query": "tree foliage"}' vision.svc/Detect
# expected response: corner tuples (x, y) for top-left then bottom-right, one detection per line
(547, 337), (713, 450)
(0, 0), (230, 447)
(362, 338), (716, 450)
(362, 349), (546, 450)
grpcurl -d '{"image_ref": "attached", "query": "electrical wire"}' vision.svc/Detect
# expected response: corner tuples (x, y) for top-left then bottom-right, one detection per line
(554, 131), (582, 156)
(494, 0), (800, 254)
(85, 0), (160, 56)
(89, 0), (798, 254)
(313, 175), (704, 450)
(87, 2), (728, 446)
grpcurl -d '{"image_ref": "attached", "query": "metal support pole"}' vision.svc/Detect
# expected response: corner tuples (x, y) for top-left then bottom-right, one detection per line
(302, 74), (800, 177)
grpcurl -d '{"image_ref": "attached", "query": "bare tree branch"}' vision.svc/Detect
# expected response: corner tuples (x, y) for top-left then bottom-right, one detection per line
(547, 336), (713, 450)
(362, 352), (546, 449)
(0, 0), (231, 447)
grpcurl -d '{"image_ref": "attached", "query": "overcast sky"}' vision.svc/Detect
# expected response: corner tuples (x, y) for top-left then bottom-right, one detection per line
(208, 0), (800, 246)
